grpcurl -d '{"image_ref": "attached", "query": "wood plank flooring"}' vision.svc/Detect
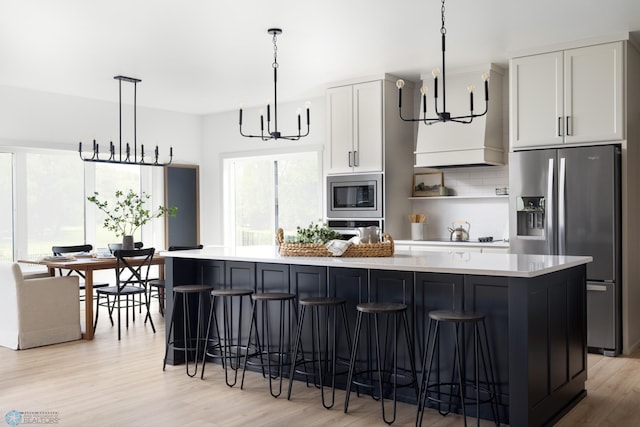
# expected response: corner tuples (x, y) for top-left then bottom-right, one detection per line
(1, 303), (639, 426)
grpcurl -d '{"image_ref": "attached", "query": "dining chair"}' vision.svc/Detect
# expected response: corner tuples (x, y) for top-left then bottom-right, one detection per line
(149, 245), (204, 316)
(51, 244), (110, 302)
(94, 248), (156, 340)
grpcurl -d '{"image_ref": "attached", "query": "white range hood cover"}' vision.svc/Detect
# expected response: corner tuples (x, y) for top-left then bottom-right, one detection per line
(414, 64), (505, 168)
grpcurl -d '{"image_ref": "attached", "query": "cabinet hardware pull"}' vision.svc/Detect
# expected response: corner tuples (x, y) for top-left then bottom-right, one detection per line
(566, 116), (571, 136)
(348, 151), (353, 167)
(558, 117), (563, 137)
(354, 150), (359, 167)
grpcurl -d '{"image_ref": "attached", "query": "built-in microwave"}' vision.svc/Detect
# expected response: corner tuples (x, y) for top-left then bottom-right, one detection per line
(326, 173), (383, 218)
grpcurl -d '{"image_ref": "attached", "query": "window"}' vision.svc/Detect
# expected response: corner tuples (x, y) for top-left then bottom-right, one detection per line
(0, 153), (12, 261)
(3, 147), (153, 262)
(92, 163), (141, 248)
(224, 150), (321, 246)
(24, 151), (84, 260)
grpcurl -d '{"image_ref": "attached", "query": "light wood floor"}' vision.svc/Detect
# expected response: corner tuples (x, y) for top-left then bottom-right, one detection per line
(1, 304), (639, 426)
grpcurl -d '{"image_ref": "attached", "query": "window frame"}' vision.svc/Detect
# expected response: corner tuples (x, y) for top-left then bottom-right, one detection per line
(221, 145), (324, 247)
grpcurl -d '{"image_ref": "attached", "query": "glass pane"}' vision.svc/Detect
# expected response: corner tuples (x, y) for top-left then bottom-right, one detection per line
(276, 153), (320, 234)
(233, 159), (274, 246)
(0, 153), (12, 261)
(93, 163), (141, 248)
(228, 151), (320, 246)
(25, 152), (84, 259)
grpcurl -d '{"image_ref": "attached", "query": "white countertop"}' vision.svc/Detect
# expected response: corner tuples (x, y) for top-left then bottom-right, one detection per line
(161, 246), (591, 278)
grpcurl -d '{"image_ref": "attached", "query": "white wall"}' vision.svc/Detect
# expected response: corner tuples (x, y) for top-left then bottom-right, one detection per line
(0, 84), (510, 248)
(0, 85), (202, 164)
(200, 96), (326, 245)
(411, 166), (510, 241)
(0, 85), (202, 252)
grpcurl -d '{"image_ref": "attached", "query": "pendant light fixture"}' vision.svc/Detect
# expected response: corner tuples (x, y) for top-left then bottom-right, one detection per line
(396, 0), (489, 125)
(78, 75), (173, 166)
(239, 28), (310, 141)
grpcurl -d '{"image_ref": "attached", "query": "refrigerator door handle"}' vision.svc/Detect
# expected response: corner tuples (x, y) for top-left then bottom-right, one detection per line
(547, 157), (555, 255)
(559, 157), (566, 255)
(587, 283), (608, 292)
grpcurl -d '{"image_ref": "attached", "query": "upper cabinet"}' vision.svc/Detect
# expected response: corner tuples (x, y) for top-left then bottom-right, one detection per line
(510, 41), (624, 149)
(326, 80), (383, 174)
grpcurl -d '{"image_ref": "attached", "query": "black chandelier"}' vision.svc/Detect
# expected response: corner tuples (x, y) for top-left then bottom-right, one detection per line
(396, 0), (489, 125)
(78, 75), (173, 166)
(239, 28), (310, 141)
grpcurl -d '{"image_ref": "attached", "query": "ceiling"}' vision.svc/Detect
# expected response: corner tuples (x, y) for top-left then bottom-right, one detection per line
(2, 0), (640, 115)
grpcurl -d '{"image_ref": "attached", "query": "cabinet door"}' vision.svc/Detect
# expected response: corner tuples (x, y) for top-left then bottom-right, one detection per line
(510, 51), (564, 148)
(564, 42), (624, 143)
(353, 80), (383, 172)
(327, 85), (354, 174)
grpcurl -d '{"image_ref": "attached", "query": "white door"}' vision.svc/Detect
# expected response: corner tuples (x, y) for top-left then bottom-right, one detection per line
(564, 42), (624, 144)
(510, 51), (564, 148)
(326, 85), (354, 174)
(353, 80), (383, 172)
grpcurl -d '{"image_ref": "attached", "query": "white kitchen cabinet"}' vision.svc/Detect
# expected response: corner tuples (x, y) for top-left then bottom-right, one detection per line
(510, 41), (624, 149)
(326, 80), (383, 174)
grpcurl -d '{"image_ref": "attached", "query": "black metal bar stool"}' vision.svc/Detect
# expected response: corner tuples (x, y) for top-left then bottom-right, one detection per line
(162, 284), (215, 377)
(286, 296), (352, 409)
(200, 288), (254, 386)
(241, 292), (297, 398)
(344, 302), (418, 425)
(416, 310), (500, 427)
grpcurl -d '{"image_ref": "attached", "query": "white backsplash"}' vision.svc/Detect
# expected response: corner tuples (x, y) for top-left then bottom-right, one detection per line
(410, 166), (510, 241)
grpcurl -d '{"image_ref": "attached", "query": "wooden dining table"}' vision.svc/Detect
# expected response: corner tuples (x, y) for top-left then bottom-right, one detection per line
(20, 255), (165, 340)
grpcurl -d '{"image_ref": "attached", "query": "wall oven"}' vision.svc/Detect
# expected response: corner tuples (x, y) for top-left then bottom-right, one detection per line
(326, 173), (383, 219)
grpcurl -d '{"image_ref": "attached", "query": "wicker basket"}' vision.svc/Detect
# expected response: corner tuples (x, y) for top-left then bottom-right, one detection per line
(276, 228), (394, 257)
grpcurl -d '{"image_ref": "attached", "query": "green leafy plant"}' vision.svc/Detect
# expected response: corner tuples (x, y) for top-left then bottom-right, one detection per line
(87, 189), (177, 238)
(294, 219), (341, 244)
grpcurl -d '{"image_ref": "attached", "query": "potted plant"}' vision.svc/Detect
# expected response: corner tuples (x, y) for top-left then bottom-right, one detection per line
(87, 189), (177, 250)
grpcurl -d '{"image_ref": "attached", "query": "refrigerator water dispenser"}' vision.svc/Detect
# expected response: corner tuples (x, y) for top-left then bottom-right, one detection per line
(516, 196), (545, 237)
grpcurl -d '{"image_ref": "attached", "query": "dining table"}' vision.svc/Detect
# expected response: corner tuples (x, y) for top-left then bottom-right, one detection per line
(20, 255), (165, 340)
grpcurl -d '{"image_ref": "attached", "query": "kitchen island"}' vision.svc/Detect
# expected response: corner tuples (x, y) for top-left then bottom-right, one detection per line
(162, 246), (591, 427)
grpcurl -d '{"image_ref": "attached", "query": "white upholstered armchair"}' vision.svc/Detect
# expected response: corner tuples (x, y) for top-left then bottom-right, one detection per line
(0, 261), (82, 349)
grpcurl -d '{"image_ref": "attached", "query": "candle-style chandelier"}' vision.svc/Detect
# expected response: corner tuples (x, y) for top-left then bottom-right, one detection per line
(396, 0), (489, 125)
(78, 75), (173, 166)
(239, 28), (310, 141)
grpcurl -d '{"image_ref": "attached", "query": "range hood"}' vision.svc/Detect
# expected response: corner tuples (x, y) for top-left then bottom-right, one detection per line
(414, 64), (505, 168)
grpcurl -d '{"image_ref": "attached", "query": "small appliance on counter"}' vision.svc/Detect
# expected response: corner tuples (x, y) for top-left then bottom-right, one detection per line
(447, 220), (470, 241)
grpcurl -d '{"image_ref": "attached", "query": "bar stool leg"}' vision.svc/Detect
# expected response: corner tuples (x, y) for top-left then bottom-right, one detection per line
(200, 293), (220, 380)
(240, 299), (266, 389)
(344, 310), (363, 413)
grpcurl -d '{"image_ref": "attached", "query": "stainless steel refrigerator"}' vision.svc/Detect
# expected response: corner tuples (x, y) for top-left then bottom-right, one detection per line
(509, 144), (621, 356)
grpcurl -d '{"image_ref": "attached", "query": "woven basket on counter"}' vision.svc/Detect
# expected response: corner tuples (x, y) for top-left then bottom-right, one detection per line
(276, 228), (394, 257)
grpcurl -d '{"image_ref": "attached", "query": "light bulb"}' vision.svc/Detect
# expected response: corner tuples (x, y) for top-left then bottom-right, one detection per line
(432, 68), (440, 78)
(482, 72), (490, 81)
(297, 108), (301, 114)
(420, 86), (428, 95)
(304, 101), (311, 108)
(467, 84), (475, 93)
(396, 79), (405, 89)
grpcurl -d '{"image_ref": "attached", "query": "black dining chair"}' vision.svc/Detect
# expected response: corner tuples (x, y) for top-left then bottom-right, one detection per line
(149, 245), (204, 316)
(51, 244), (110, 302)
(94, 248), (156, 340)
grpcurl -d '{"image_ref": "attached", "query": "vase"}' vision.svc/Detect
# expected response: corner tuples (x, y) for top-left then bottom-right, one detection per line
(122, 235), (135, 251)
